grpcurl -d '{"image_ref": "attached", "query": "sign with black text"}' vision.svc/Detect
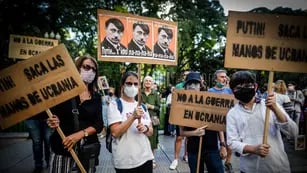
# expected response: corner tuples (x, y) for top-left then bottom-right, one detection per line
(225, 11), (307, 72)
(0, 44), (86, 129)
(169, 90), (237, 132)
(9, 34), (59, 59)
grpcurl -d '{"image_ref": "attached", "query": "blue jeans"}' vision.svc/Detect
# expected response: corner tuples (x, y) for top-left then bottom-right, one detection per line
(188, 150), (224, 173)
(25, 119), (53, 168)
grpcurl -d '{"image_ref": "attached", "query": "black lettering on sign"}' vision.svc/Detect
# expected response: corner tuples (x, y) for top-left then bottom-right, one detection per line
(177, 93), (187, 102)
(188, 94), (204, 104)
(265, 46), (277, 59)
(20, 49), (27, 55)
(47, 55), (65, 71)
(278, 24), (300, 38)
(232, 43), (263, 58)
(0, 96), (30, 118)
(236, 20), (265, 36)
(23, 62), (49, 81)
(27, 91), (42, 105)
(0, 76), (16, 92)
(205, 97), (234, 108)
(279, 47), (307, 62)
(34, 39), (54, 46)
(195, 112), (226, 125)
(28, 50), (41, 56)
(183, 109), (193, 119)
(39, 76), (79, 100)
(13, 37), (21, 43)
(22, 38), (33, 44)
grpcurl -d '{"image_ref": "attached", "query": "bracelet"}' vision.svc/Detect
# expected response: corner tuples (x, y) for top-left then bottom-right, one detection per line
(143, 125), (149, 133)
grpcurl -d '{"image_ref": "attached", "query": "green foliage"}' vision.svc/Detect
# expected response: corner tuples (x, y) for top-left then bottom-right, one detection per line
(1, 0), (306, 89)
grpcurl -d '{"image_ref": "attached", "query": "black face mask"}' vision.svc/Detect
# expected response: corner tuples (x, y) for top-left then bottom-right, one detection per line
(234, 87), (256, 103)
(108, 92), (113, 97)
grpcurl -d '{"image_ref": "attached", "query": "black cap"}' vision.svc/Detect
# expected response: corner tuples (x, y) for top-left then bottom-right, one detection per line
(184, 72), (201, 87)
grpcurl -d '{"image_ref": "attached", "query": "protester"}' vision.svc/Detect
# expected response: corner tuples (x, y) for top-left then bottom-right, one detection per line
(287, 81), (305, 126)
(227, 71), (298, 173)
(140, 76), (161, 169)
(208, 69), (232, 173)
(47, 55), (103, 173)
(100, 87), (117, 138)
(165, 85), (175, 136)
(107, 71), (154, 173)
(179, 71), (224, 173)
(25, 112), (53, 173)
(169, 71), (189, 170)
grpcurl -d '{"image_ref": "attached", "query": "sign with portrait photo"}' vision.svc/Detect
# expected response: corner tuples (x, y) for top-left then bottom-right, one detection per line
(98, 76), (109, 90)
(97, 9), (178, 65)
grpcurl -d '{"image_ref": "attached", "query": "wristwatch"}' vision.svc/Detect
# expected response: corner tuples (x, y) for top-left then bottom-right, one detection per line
(83, 130), (88, 137)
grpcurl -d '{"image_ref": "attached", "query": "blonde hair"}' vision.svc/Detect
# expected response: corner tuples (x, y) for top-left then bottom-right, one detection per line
(274, 80), (287, 94)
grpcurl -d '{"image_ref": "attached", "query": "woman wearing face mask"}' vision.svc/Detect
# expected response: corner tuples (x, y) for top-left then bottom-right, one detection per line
(47, 55), (103, 173)
(107, 71), (154, 173)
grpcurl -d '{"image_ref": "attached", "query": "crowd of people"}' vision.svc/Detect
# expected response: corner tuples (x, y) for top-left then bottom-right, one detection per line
(23, 55), (306, 173)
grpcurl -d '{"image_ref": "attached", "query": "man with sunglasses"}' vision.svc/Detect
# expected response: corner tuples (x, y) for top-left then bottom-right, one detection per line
(226, 71), (298, 173)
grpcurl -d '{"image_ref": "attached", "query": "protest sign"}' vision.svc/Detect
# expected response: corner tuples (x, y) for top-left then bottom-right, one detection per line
(225, 11), (307, 73)
(97, 9), (178, 65)
(9, 34), (58, 59)
(0, 44), (86, 129)
(169, 90), (236, 132)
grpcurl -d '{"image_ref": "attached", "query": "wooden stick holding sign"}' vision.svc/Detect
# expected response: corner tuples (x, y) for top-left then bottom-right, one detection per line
(46, 109), (87, 173)
(137, 63), (142, 124)
(262, 71), (274, 144)
(196, 125), (208, 173)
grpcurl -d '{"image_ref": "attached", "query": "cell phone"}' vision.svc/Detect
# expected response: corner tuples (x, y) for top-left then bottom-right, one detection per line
(199, 125), (208, 129)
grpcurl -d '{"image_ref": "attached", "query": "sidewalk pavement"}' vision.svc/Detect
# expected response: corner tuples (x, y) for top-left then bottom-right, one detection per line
(0, 131), (306, 173)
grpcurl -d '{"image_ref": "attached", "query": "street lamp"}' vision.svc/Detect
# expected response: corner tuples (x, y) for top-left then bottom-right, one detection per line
(44, 31), (61, 40)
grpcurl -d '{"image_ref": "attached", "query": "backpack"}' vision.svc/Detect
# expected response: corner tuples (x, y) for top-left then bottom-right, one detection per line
(106, 98), (147, 153)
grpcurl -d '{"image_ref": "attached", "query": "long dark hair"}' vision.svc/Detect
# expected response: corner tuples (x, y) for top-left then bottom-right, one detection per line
(74, 54), (99, 94)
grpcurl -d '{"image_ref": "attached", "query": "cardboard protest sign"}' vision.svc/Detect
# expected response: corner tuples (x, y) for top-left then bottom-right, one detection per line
(9, 34), (59, 59)
(97, 9), (178, 65)
(169, 90), (236, 132)
(225, 11), (307, 72)
(0, 44), (86, 129)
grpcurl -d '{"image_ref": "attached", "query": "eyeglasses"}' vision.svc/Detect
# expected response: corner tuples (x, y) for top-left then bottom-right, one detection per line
(125, 82), (138, 86)
(81, 64), (96, 71)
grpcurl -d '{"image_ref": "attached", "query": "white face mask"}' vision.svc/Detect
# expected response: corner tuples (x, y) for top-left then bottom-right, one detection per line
(80, 68), (96, 84)
(124, 85), (138, 98)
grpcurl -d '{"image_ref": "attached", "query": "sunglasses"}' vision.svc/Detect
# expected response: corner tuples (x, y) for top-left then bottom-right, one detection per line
(125, 82), (138, 86)
(81, 64), (96, 71)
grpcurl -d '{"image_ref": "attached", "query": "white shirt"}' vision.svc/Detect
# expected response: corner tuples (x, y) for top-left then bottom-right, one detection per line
(226, 99), (298, 173)
(107, 98), (154, 169)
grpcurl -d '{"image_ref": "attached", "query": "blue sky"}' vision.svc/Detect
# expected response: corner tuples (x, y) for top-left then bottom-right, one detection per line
(219, 0), (307, 15)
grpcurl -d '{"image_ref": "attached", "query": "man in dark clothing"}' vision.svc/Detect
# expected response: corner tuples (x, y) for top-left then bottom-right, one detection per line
(153, 27), (175, 60)
(128, 22), (152, 57)
(101, 18), (127, 56)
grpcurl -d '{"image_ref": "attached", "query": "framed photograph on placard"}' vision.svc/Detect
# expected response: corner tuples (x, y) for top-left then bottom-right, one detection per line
(295, 135), (305, 151)
(98, 76), (109, 90)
